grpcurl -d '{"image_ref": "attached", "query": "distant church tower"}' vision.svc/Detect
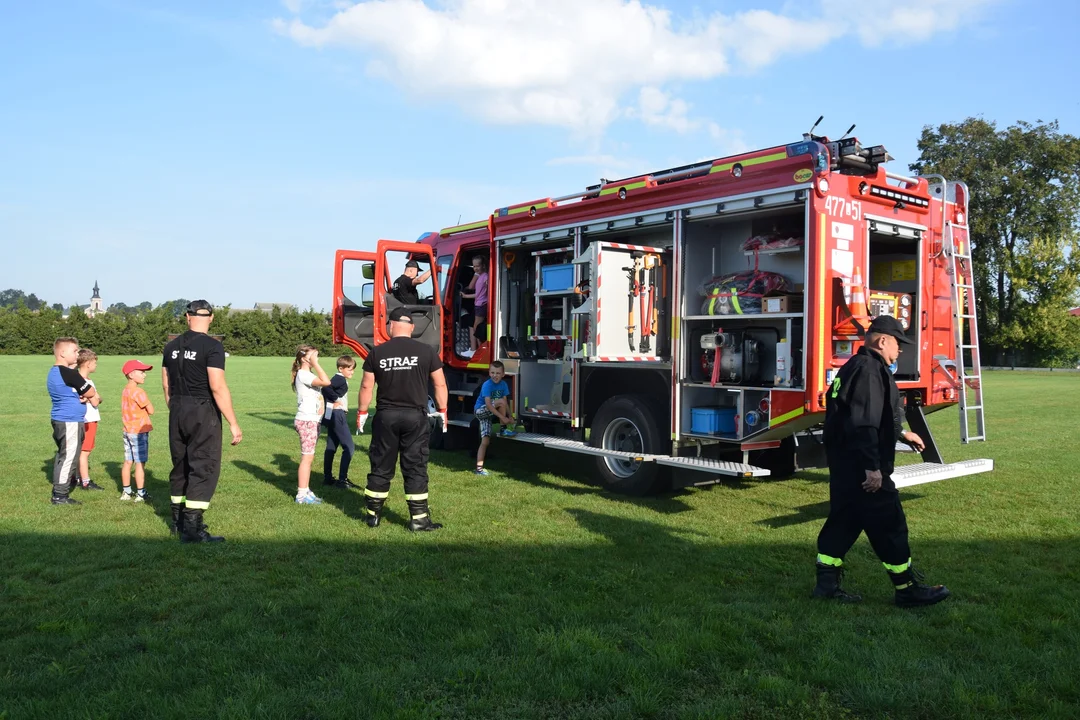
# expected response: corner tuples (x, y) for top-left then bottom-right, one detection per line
(85, 281), (104, 318)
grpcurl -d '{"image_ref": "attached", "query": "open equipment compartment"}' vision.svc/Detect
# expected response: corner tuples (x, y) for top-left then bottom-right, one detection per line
(678, 202), (808, 441)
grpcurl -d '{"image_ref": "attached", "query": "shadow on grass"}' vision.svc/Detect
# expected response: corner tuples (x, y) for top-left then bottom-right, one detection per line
(1, 514), (1077, 719)
(100, 461), (174, 532)
(754, 490), (927, 529)
(248, 411), (303, 431)
(233, 454), (406, 526)
(428, 440), (696, 515)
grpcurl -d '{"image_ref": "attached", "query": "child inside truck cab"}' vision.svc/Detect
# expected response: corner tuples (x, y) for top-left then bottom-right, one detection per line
(460, 255), (489, 358)
(473, 361), (514, 475)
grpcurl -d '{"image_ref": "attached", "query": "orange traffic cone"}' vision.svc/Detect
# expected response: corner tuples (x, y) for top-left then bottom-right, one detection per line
(851, 268), (870, 330)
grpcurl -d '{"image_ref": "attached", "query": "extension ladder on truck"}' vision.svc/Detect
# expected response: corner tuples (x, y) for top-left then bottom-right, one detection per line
(943, 182), (986, 443)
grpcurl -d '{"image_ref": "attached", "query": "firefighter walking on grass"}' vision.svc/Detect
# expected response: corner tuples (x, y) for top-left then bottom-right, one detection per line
(356, 307), (449, 531)
(813, 315), (950, 608)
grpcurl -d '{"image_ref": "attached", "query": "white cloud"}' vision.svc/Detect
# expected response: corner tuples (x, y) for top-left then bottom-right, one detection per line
(273, 0), (996, 134)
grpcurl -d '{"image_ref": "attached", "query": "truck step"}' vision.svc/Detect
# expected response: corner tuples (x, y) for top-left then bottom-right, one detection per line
(498, 433), (657, 461)
(654, 456), (771, 478)
(891, 458), (994, 488)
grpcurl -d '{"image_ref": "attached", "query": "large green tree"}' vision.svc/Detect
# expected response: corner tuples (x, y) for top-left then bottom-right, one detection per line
(910, 118), (1080, 366)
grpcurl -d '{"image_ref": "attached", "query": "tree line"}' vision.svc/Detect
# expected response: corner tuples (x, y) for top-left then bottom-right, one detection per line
(0, 303), (353, 357)
(912, 118), (1080, 367)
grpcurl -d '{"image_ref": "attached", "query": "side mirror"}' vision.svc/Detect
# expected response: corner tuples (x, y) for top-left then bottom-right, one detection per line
(361, 263), (375, 280)
(361, 283), (374, 308)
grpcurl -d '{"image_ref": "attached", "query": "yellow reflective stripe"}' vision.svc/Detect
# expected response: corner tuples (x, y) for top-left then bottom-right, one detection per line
(186, 500), (210, 510)
(883, 558), (911, 574)
(362, 508), (377, 516)
(440, 219), (488, 235)
(170, 496), (186, 504)
(769, 407), (805, 428)
(709, 151), (788, 174)
(411, 513), (428, 520)
(730, 287), (742, 314)
(364, 489), (389, 499)
(817, 554), (843, 567)
(599, 180), (648, 196)
(467, 362), (488, 369)
(404, 493), (428, 501)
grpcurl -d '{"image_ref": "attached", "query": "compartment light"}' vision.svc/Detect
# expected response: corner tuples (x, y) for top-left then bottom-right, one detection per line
(817, 178), (830, 194)
(731, 163), (743, 178)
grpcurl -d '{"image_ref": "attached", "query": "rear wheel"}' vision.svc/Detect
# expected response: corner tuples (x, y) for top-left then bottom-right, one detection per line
(590, 395), (669, 496)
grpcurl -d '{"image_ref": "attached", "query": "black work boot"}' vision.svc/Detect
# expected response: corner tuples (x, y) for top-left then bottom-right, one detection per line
(812, 563), (862, 602)
(891, 567), (950, 608)
(361, 494), (385, 528)
(180, 509), (225, 544)
(170, 503), (185, 536)
(405, 498), (443, 532)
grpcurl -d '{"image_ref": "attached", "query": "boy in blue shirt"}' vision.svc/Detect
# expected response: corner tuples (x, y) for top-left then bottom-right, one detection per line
(473, 361), (515, 475)
(321, 355), (358, 489)
(46, 337), (99, 505)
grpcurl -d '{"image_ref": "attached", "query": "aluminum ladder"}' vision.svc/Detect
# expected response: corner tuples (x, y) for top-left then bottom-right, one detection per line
(943, 182), (986, 443)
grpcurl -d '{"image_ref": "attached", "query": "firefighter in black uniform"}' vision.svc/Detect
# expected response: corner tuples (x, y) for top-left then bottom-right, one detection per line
(356, 307), (449, 531)
(162, 300), (243, 543)
(813, 315), (951, 608)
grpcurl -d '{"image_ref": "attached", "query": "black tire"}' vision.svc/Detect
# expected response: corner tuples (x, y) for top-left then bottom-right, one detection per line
(589, 394), (669, 496)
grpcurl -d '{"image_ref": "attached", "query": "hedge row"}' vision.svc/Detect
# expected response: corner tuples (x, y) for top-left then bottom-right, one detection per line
(0, 305), (353, 357)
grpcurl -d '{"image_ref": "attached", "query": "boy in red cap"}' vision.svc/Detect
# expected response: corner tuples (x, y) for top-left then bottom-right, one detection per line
(120, 359), (155, 502)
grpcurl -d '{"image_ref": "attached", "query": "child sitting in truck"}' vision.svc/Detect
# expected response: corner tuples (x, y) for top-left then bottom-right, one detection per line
(473, 360), (515, 475)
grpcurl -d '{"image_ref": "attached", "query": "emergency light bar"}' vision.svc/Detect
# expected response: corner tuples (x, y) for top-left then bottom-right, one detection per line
(866, 185), (930, 208)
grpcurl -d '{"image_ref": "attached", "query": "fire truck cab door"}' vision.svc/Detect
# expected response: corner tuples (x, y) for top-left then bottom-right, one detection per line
(333, 249), (378, 360)
(375, 240), (444, 355)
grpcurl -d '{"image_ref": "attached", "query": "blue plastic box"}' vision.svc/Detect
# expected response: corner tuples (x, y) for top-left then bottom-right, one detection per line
(690, 407), (737, 435)
(541, 264), (574, 291)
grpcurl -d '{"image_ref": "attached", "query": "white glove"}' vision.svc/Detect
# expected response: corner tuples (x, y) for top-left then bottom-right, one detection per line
(427, 410), (444, 433)
(356, 412), (368, 435)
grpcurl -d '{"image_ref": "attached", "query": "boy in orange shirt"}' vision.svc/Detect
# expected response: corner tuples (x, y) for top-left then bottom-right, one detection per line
(120, 359), (155, 502)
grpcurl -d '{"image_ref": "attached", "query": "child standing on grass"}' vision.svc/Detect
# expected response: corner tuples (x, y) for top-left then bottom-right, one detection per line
(473, 360), (515, 476)
(292, 345), (331, 505)
(321, 355), (358, 489)
(76, 349), (105, 491)
(120, 359), (154, 502)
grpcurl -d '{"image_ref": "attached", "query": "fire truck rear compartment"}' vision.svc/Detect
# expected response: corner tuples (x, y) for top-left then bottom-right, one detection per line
(867, 221), (922, 380)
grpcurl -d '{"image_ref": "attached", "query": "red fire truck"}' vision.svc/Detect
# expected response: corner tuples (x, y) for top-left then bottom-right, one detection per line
(333, 130), (993, 495)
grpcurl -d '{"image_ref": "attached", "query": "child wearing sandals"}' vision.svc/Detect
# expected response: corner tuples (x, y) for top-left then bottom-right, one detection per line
(291, 345), (331, 505)
(473, 361), (515, 475)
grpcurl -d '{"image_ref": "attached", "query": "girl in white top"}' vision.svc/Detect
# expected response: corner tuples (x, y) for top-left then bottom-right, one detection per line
(291, 345), (331, 504)
(76, 349), (104, 490)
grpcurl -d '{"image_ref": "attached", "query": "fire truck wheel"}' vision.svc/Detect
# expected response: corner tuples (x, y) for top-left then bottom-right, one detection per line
(590, 395), (670, 496)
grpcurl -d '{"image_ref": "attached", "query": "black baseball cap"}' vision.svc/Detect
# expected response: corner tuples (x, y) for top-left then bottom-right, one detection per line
(867, 314), (913, 344)
(185, 300), (214, 316)
(388, 307), (414, 324)
(404, 260), (420, 269)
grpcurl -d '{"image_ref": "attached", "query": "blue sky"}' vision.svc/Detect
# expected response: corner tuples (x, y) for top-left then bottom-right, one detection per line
(2, 0), (1077, 312)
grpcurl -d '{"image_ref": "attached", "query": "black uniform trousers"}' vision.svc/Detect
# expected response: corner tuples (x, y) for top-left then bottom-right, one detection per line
(322, 409), (355, 483)
(168, 397), (223, 509)
(51, 420), (85, 497)
(366, 407), (430, 495)
(817, 458), (911, 568)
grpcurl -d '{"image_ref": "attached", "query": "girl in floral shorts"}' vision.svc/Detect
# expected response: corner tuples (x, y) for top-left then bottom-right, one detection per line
(291, 345), (331, 505)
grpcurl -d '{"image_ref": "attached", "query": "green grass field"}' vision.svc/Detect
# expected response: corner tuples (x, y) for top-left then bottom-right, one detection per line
(1, 356), (1077, 719)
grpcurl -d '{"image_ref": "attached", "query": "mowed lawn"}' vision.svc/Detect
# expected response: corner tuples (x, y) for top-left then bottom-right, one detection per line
(1, 356), (1077, 720)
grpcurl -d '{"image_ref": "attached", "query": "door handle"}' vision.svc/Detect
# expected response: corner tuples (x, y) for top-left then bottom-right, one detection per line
(921, 310), (928, 331)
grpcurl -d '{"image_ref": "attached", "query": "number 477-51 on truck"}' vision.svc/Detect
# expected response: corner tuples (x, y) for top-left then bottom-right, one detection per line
(332, 130), (993, 496)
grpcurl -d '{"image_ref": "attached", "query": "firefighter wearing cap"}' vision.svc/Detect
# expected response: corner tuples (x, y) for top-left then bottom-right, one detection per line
(356, 306), (449, 531)
(392, 260), (431, 306)
(813, 314), (951, 608)
(161, 300), (243, 543)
